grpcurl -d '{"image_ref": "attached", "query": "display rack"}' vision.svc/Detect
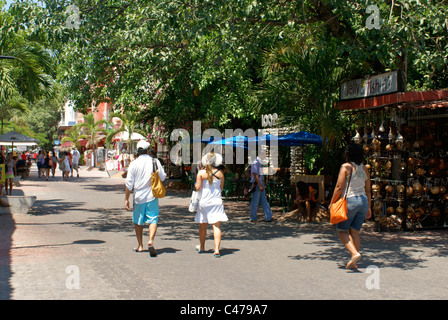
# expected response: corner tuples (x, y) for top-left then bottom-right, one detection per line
(355, 116), (448, 231)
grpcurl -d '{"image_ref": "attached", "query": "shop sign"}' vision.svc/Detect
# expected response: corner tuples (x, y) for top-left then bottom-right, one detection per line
(340, 71), (399, 101)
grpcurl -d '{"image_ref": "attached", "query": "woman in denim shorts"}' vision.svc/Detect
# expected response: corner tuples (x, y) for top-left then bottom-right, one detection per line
(330, 144), (371, 269)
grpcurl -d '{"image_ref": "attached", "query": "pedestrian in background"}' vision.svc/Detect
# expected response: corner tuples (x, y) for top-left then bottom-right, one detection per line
(43, 150), (51, 181)
(50, 151), (58, 178)
(0, 152), (10, 206)
(125, 140), (166, 256)
(4, 153), (16, 195)
(71, 147), (81, 178)
(330, 144), (371, 269)
(59, 152), (71, 181)
(37, 150), (44, 178)
(249, 153), (272, 222)
(194, 151), (228, 258)
(295, 181), (317, 223)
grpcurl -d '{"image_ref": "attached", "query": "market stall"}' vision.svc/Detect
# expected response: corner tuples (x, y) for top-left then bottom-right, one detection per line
(336, 85), (448, 231)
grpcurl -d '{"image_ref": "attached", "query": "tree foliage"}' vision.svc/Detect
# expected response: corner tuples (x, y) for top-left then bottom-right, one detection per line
(9, 0), (448, 137)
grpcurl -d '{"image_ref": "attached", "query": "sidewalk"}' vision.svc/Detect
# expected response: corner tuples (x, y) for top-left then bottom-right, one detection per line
(1, 164), (448, 300)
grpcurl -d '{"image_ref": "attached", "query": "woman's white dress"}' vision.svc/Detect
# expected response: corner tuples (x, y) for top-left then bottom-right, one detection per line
(63, 157), (71, 172)
(195, 178), (228, 224)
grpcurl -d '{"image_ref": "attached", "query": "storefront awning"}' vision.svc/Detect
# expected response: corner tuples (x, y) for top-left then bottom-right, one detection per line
(335, 89), (448, 111)
(61, 139), (88, 148)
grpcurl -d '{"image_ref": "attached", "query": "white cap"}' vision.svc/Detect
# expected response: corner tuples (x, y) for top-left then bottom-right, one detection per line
(136, 140), (150, 150)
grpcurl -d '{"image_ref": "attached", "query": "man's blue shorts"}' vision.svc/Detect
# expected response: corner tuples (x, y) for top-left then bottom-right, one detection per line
(133, 199), (159, 225)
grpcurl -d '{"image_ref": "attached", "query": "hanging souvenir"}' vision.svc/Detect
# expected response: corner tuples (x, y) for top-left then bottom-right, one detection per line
(413, 182), (422, 198)
(406, 186), (414, 198)
(397, 184), (406, 201)
(372, 183), (381, 199)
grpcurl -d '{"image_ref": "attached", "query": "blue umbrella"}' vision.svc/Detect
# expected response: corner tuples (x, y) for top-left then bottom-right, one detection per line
(209, 135), (249, 148)
(247, 132), (323, 146)
(278, 131), (323, 146)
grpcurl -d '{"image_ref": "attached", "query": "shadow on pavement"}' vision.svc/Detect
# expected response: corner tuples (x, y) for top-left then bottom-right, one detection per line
(28, 199), (87, 216)
(288, 226), (448, 270)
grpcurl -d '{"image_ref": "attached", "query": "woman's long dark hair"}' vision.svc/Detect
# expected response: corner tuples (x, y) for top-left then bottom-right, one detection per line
(345, 144), (364, 165)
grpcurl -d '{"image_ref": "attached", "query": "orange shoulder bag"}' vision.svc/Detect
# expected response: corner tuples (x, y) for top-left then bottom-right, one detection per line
(329, 165), (353, 224)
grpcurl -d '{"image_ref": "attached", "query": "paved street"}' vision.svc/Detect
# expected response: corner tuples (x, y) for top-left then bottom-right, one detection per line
(1, 164), (448, 304)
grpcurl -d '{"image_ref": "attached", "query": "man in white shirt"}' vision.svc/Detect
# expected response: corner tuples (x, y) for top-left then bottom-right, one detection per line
(125, 140), (166, 256)
(71, 147), (81, 177)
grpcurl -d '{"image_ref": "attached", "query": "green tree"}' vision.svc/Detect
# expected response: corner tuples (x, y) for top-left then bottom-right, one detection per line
(0, 8), (54, 101)
(14, 0), (448, 148)
(61, 126), (88, 149)
(105, 109), (146, 153)
(74, 113), (106, 167)
(0, 5), (56, 144)
(259, 43), (354, 174)
(0, 95), (27, 134)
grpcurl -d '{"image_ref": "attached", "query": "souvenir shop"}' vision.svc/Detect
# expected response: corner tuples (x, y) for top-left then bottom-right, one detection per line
(337, 85), (448, 231)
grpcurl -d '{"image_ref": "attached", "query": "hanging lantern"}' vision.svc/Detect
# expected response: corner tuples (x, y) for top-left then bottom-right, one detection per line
(416, 168), (426, 176)
(431, 208), (441, 217)
(396, 132), (404, 150)
(386, 160), (393, 170)
(406, 186), (414, 197)
(363, 144), (370, 154)
(352, 130), (362, 144)
(430, 186), (440, 195)
(372, 138), (381, 151)
(372, 183), (381, 199)
(415, 207), (425, 218)
(385, 184), (394, 194)
(413, 182), (422, 198)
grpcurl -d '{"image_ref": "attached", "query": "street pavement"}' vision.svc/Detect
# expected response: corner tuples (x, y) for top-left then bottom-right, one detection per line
(1, 163), (448, 304)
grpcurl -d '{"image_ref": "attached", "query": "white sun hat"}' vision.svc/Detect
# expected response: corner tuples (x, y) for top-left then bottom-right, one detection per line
(201, 152), (223, 168)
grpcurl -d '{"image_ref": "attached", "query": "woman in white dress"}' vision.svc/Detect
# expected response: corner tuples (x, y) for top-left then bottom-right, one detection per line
(58, 152), (72, 181)
(194, 152), (228, 258)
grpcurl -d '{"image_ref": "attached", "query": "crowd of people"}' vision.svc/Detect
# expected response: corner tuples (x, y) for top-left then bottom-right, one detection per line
(0, 137), (372, 271)
(124, 140), (371, 270)
(35, 148), (81, 181)
(0, 147), (82, 199)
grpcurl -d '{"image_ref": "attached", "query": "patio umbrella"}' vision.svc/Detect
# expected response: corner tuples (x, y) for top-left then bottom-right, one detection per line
(209, 135), (249, 148)
(247, 131), (323, 146)
(121, 131), (145, 141)
(0, 131), (39, 147)
(277, 131), (323, 146)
